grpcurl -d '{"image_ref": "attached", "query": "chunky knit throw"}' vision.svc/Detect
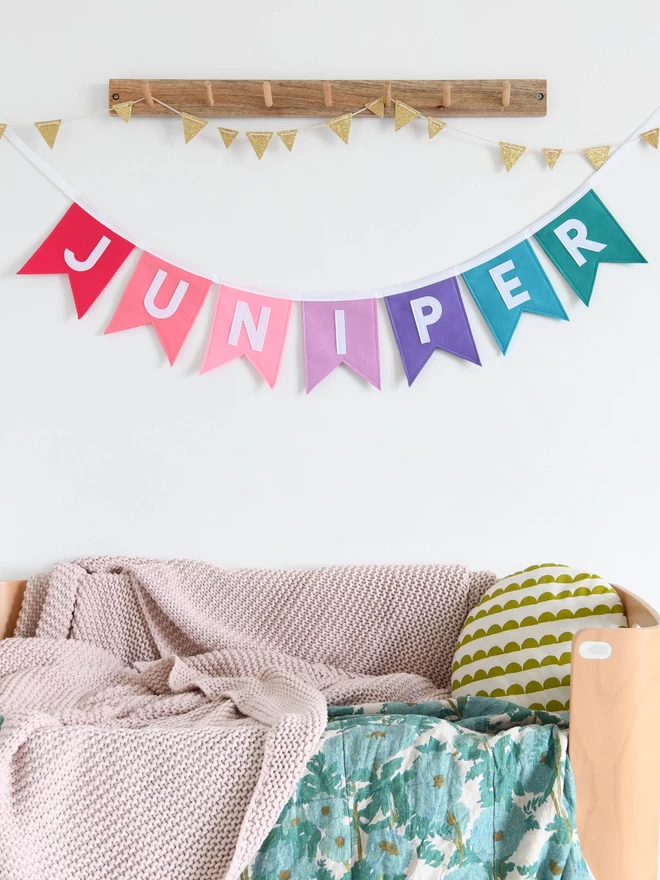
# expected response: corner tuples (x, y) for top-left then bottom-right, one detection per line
(2, 557), (495, 880)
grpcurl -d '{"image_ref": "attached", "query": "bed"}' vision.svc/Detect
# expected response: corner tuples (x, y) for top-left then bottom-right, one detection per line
(1, 575), (658, 880)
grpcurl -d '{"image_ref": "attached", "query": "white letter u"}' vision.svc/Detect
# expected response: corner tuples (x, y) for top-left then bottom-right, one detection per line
(143, 269), (189, 319)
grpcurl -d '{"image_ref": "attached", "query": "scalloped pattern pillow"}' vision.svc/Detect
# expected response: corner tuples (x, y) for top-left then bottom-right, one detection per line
(451, 563), (628, 712)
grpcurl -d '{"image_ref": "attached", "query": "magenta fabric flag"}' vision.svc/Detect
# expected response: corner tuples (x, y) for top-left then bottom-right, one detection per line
(385, 277), (481, 385)
(302, 299), (381, 393)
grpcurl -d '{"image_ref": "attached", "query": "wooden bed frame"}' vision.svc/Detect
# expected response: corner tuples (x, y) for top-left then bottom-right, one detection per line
(1, 578), (658, 880)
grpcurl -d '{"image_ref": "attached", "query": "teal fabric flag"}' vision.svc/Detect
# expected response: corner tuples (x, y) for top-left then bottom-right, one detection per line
(534, 190), (646, 305)
(462, 240), (568, 354)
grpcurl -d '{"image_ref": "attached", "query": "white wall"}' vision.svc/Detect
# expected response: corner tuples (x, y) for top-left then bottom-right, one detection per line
(0, 1), (659, 602)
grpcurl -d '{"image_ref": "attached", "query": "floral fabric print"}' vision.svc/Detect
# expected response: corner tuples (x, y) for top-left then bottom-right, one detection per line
(247, 697), (591, 880)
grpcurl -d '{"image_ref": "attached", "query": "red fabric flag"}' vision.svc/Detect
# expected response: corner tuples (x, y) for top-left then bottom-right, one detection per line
(18, 203), (135, 318)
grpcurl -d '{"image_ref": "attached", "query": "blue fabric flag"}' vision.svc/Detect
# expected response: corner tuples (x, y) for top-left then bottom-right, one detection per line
(462, 240), (568, 354)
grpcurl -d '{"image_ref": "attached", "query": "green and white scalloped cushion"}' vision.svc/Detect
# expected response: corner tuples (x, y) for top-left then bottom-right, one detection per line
(451, 563), (628, 712)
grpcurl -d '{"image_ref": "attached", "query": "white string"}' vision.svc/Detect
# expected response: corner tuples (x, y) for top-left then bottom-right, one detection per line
(3, 102), (659, 301)
(130, 99), (648, 153)
(1, 95), (647, 153)
(154, 97), (369, 137)
(151, 97), (180, 116)
(7, 98), (146, 128)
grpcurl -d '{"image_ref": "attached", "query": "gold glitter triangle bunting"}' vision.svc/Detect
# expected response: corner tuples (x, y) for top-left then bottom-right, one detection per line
(218, 127), (238, 149)
(111, 101), (133, 124)
(0, 123), (6, 140)
(499, 141), (526, 172)
(542, 148), (562, 169)
(584, 145), (610, 170)
(364, 98), (384, 118)
(427, 117), (447, 139)
(34, 119), (62, 150)
(182, 113), (208, 144)
(246, 131), (273, 159)
(641, 128), (660, 149)
(326, 113), (352, 145)
(277, 129), (297, 151)
(394, 101), (421, 132)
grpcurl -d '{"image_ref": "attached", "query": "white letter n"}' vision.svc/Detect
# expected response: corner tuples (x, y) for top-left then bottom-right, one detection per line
(228, 301), (271, 352)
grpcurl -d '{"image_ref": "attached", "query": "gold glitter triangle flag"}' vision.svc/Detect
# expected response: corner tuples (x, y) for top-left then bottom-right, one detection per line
(111, 101), (133, 124)
(542, 148), (562, 169)
(326, 113), (352, 145)
(641, 128), (660, 149)
(584, 145), (610, 170)
(277, 129), (297, 151)
(182, 113), (207, 144)
(364, 98), (384, 118)
(427, 117), (446, 139)
(34, 119), (62, 150)
(394, 101), (421, 131)
(246, 131), (273, 159)
(218, 127), (238, 149)
(0, 123), (6, 140)
(499, 141), (526, 171)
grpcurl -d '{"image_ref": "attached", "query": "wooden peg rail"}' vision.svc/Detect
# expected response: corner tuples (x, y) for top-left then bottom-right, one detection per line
(109, 79), (548, 118)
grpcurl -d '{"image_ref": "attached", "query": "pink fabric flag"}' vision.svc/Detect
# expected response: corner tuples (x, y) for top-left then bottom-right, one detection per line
(105, 252), (212, 365)
(201, 286), (292, 388)
(302, 299), (381, 393)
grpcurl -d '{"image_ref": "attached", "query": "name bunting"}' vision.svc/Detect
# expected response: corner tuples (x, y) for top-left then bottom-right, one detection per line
(18, 188), (645, 390)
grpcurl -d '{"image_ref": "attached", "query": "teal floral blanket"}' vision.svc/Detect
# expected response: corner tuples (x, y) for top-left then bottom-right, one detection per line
(247, 697), (591, 880)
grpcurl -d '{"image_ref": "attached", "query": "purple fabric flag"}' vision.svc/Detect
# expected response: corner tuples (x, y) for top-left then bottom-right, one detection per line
(302, 299), (381, 393)
(385, 277), (481, 385)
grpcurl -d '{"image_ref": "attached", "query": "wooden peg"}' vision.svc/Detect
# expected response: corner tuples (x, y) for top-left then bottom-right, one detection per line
(501, 80), (511, 108)
(322, 81), (333, 108)
(143, 81), (154, 108)
(204, 81), (214, 108)
(442, 81), (452, 109)
(262, 81), (273, 108)
(383, 81), (392, 109)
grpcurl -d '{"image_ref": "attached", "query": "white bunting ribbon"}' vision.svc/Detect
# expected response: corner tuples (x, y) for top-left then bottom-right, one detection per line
(3, 103), (660, 302)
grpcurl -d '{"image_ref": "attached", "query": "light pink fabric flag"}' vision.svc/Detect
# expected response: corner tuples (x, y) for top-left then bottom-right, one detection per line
(302, 299), (381, 393)
(105, 252), (212, 365)
(201, 286), (292, 388)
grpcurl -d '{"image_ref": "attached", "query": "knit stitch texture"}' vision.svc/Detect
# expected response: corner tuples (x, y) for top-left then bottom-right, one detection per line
(2, 557), (495, 880)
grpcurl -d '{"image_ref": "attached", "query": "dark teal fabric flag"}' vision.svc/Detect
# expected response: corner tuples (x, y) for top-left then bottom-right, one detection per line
(534, 190), (646, 305)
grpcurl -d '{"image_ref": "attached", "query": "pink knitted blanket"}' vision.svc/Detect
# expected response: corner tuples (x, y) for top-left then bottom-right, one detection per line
(1, 557), (494, 880)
